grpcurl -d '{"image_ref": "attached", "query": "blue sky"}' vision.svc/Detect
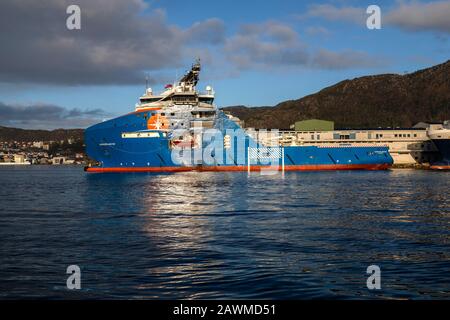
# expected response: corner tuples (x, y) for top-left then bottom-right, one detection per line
(0, 0), (449, 128)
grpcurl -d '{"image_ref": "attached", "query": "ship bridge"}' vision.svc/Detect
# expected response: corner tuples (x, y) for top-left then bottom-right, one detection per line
(136, 59), (214, 112)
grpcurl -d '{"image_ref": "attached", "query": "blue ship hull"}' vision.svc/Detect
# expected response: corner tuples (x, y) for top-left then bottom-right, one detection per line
(85, 110), (393, 172)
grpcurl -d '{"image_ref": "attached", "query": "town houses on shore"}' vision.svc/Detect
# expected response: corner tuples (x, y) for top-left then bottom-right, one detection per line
(0, 138), (86, 165)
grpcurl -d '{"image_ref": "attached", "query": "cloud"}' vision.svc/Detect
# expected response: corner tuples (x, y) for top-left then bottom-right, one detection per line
(303, 4), (366, 25)
(183, 18), (226, 45)
(224, 21), (309, 70)
(0, 101), (110, 129)
(311, 49), (385, 70)
(0, 0), (225, 86)
(222, 21), (381, 71)
(0, 0), (387, 88)
(302, 1), (450, 34)
(386, 1), (450, 34)
(305, 26), (331, 37)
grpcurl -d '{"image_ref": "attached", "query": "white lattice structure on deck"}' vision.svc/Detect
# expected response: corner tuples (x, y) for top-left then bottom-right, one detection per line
(247, 147), (285, 172)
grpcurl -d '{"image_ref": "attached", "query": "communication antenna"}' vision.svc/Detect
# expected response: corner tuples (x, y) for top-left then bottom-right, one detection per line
(145, 73), (149, 90)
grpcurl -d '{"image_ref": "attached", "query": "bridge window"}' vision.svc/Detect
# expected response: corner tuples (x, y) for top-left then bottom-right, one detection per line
(199, 97), (214, 104)
(140, 98), (160, 103)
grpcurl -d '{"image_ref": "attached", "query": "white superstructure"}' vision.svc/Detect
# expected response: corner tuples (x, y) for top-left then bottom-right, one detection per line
(135, 59), (215, 112)
(427, 121), (450, 140)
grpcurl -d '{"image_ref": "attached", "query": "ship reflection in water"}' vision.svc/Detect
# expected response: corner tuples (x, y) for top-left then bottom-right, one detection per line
(0, 167), (449, 299)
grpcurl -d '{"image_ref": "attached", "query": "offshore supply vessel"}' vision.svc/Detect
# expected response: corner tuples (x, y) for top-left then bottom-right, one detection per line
(84, 61), (393, 173)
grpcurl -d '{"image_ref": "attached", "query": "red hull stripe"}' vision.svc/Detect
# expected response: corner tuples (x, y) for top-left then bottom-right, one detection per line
(430, 165), (450, 170)
(85, 164), (391, 173)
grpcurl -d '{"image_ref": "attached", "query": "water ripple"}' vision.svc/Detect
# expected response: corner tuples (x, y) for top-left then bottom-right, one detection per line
(0, 166), (449, 299)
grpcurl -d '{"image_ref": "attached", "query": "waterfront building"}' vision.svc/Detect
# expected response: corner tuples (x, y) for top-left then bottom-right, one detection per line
(32, 141), (44, 149)
(14, 154), (26, 163)
(52, 157), (67, 165)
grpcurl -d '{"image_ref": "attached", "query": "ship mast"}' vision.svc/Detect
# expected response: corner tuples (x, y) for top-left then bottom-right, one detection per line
(179, 58), (201, 87)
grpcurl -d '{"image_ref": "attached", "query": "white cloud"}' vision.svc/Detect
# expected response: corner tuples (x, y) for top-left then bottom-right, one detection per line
(0, 101), (110, 129)
(303, 4), (366, 25)
(302, 1), (450, 34)
(223, 21), (381, 71)
(0, 0), (226, 85)
(386, 0), (450, 34)
(224, 21), (309, 70)
(0, 0), (389, 87)
(305, 26), (331, 36)
(312, 49), (385, 70)
(183, 18), (226, 45)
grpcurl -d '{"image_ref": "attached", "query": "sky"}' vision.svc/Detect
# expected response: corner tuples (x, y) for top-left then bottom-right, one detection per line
(0, 0), (449, 129)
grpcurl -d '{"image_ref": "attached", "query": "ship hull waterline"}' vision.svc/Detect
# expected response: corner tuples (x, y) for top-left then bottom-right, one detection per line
(429, 165), (450, 170)
(85, 163), (391, 173)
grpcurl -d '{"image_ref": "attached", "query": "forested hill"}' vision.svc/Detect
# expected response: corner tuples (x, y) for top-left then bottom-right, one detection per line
(223, 60), (450, 129)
